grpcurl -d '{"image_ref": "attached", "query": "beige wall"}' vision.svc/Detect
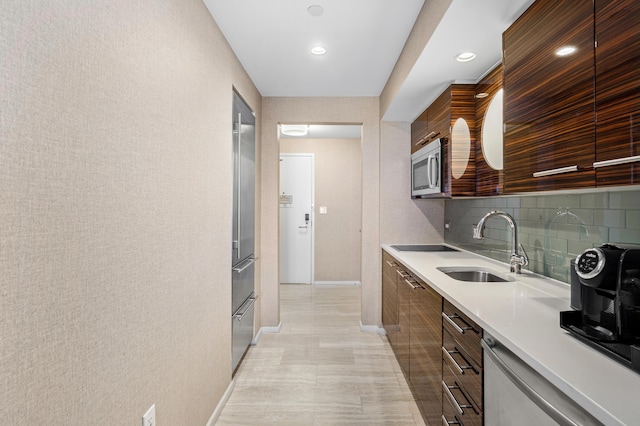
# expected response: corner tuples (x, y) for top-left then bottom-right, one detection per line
(380, 122), (444, 244)
(1, 1), (260, 424)
(281, 138), (362, 282)
(261, 98), (379, 327)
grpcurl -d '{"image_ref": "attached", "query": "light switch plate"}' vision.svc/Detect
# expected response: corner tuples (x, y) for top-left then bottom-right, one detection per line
(319, 206), (327, 214)
(142, 404), (156, 426)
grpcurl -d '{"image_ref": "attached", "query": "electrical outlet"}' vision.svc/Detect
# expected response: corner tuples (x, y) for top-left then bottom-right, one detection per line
(142, 404), (156, 426)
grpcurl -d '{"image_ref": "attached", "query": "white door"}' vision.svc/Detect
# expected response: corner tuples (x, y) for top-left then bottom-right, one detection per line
(279, 154), (314, 284)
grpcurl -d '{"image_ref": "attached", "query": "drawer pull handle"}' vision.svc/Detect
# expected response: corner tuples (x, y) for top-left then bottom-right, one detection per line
(405, 278), (423, 290)
(442, 346), (474, 375)
(442, 381), (473, 416)
(442, 312), (477, 335)
(593, 155), (640, 168)
(396, 269), (409, 278)
(385, 260), (396, 267)
(532, 165), (578, 178)
(441, 414), (460, 426)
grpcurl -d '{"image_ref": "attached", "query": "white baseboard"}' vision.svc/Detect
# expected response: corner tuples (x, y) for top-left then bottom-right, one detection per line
(206, 379), (235, 426)
(313, 280), (361, 286)
(253, 322), (282, 344)
(359, 321), (386, 335)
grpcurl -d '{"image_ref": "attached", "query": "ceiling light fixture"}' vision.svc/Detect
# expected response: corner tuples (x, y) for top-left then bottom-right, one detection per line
(310, 46), (326, 55)
(455, 52), (476, 63)
(475, 92), (489, 99)
(307, 5), (324, 17)
(555, 45), (577, 57)
(281, 125), (309, 136)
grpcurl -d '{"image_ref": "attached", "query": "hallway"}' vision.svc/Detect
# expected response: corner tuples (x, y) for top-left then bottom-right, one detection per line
(216, 284), (425, 425)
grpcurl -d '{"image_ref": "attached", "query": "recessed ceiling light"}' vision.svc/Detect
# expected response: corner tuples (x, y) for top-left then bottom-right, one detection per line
(475, 92), (489, 99)
(311, 46), (326, 55)
(455, 52), (476, 63)
(307, 5), (324, 17)
(555, 46), (577, 57)
(281, 125), (309, 136)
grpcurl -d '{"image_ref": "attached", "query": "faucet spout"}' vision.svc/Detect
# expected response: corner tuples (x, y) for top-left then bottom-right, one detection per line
(473, 210), (528, 274)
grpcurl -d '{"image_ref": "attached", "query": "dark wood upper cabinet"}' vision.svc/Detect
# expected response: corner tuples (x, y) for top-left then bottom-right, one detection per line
(475, 64), (504, 196)
(594, 0), (640, 186)
(444, 85), (476, 197)
(411, 88), (456, 154)
(429, 88), (452, 144)
(503, 0), (595, 193)
(410, 109), (430, 154)
(410, 85), (476, 196)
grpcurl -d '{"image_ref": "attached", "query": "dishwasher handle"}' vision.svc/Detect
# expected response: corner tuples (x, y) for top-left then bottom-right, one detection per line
(482, 339), (579, 426)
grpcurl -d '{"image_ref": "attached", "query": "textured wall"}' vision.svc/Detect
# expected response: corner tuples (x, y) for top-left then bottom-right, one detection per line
(0, 1), (260, 424)
(380, 122), (444, 245)
(281, 138), (362, 282)
(445, 189), (640, 284)
(261, 97), (380, 327)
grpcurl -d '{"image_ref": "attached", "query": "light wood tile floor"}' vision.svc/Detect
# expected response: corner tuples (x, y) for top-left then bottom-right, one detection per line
(216, 284), (425, 425)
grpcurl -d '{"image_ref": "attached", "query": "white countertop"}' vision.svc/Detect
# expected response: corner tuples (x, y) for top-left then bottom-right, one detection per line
(382, 244), (640, 426)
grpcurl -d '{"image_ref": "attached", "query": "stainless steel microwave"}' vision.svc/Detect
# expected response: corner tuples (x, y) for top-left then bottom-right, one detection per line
(411, 138), (442, 197)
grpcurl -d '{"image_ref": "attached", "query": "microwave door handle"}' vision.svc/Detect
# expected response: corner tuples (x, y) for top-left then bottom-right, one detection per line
(432, 155), (440, 188)
(426, 154), (433, 188)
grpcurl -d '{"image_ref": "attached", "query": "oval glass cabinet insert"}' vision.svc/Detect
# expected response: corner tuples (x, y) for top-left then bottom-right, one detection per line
(451, 117), (471, 179)
(482, 88), (504, 170)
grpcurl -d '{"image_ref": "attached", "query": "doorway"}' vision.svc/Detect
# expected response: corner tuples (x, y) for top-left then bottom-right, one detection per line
(278, 124), (363, 286)
(279, 154), (315, 284)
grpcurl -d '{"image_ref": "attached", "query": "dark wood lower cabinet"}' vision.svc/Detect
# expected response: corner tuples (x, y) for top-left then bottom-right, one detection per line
(396, 269), (411, 377)
(381, 254), (484, 425)
(381, 251), (399, 346)
(442, 362), (482, 426)
(381, 252), (444, 424)
(442, 300), (484, 426)
(410, 279), (443, 425)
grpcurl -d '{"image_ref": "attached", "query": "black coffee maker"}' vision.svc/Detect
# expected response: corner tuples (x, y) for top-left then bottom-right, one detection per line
(561, 243), (640, 372)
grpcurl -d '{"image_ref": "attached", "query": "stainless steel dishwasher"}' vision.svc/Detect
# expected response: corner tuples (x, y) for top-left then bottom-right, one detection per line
(482, 333), (603, 426)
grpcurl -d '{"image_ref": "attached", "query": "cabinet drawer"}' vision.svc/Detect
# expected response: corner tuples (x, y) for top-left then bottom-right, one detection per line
(382, 252), (398, 276)
(442, 300), (482, 364)
(442, 363), (482, 426)
(442, 328), (482, 409)
(442, 395), (462, 426)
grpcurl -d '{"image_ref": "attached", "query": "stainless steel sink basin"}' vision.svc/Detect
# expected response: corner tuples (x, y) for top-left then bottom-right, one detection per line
(437, 267), (514, 282)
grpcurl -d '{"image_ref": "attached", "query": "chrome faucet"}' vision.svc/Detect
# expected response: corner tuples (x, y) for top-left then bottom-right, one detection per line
(473, 210), (529, 274)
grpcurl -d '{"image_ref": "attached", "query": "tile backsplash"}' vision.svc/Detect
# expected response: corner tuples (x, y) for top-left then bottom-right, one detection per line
(444, 188), (640, 284)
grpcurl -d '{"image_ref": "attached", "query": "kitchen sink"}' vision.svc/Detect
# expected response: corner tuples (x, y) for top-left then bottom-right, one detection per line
(437, 266), (514, 282)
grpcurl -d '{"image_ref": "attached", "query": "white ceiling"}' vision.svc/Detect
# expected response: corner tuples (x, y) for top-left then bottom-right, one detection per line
(383, 0), (535, 121)
(203, 0), (535, 124)
(204, 0), (424, 98)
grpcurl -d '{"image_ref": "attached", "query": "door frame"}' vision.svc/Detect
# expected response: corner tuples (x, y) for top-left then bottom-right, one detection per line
(279, 153), (315, 284)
